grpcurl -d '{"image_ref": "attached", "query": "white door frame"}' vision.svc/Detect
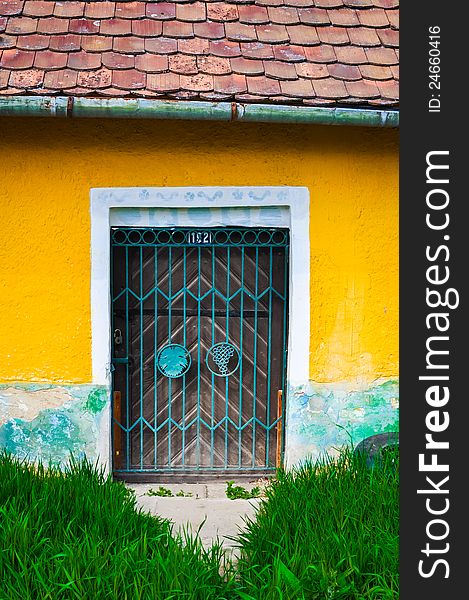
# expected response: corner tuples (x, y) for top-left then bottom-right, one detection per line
(90, 187), (310, 469)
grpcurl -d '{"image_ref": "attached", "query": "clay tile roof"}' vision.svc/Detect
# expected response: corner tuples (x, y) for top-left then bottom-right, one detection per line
(0, 1), (399, 108)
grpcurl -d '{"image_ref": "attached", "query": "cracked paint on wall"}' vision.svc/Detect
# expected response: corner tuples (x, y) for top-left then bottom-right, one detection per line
(284, 378), (399, 466)
(0, 384), (108, 465)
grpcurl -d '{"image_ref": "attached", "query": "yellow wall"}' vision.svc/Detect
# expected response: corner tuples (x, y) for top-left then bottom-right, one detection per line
(0, 117), (398, 385)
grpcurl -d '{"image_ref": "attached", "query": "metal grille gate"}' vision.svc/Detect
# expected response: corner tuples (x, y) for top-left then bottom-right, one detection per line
(111, 227), (289, 479)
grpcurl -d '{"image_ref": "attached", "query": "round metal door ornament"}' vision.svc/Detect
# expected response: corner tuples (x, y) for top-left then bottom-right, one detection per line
(206, 342), (240, 377)
(157, 344), (191, 378)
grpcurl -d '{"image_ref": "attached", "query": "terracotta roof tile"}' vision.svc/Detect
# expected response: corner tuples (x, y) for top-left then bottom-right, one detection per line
(304, 44), (336, 63)
(314, 0), (344, 7)
(37, 17), (69, 35)
(1, 48), (34, 68)
(197, 55), (231, 75)
(0, 35), (17, 49)
(295, 62), (328, 78)
(112, 68), (146, 89)
(49, 34), (80, 52)
(359, 64), (392, 80)
(231, 56), (264, 75)
(210, 39), (241, 57)
(317, 26), (349, 45)
(377, 28), (398, 47)
(43, 68), (78, 89)
(81, 36), (112, 53)
(240, 41), (274, 59)
(85, 2), (115, 19)
(280, 77), (315, 97)
(374, 0), (399, 7)
(169, 53), (198, 75)
(9, 67), (43, 87)
(193, 21), (225, 39)
(178, 37), (210, 55)
(365, 46), (397, 65)
(345, 79), (380, 98)
(238, 6), (269, 24)
(0, 1), (24, 17)
(312, 77), (348, 98)
(225, 21), (257, 42)
(132, 19), (163, 37)
(273, 44), (305, 62)
(147, 72), (180, 92)
(16, 33), (49, 50)
(54, 2), (85, 18)
(287, 24), (319, 45)
(180, 73), (213, 91)
(145, 37), (177, 55)
(376, 78), (398, 100)
(102, 51), (134, 69)
(328, 62), (361, 80)
(256, 24), (289, 44)
(176, 3), (206, 23)
(386, 10), (399, 29)
(115, 2), (146, 19)
(23, 2), (54, 18)
(328, 8), (360, 27)
(298, 8), (330, 25)
(163, 20), (194, 39)
(100, 19), (132, 37)
(77, 67), (112, 88)
(347, 27), (380, 46)
(146, 3), (175, 20)
(114, 36), (145, 54)
(6, 17), (37, 35)
(357, 8), (389, 28)
(135, 53), (168, 73)
(247, 75), (281, 96)
(67, 50), (101, 70)
(0, 0), (400, 108)
(334, 45), (367, 64)
(268, 7), (300, 25)
(35, 49), (67, 69)
(207, 3), (238, 22)
(264, 60), (297, 80)
(69, 19), (100, 35)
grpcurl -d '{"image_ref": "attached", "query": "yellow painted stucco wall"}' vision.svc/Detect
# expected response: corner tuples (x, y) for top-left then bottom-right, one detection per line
(0, 117), (398, 386)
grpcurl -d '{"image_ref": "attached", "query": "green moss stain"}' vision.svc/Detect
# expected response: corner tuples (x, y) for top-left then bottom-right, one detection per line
(84, 388), (108, 414)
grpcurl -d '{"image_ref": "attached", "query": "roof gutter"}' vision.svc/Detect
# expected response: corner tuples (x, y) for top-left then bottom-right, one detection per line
(0, 96), (399, 127)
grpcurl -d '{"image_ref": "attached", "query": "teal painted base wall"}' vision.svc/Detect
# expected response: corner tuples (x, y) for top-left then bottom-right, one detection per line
(285, 378), (399, 466)
(0, 384), (108, 465)
(0, 379), (398, 468)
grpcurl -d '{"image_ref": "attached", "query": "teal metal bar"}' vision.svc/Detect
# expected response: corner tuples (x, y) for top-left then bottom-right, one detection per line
(238, 247), (245, 469)
(266, 246), (273, 466)
(225, 246), (230, 468)
(153, 247), (158, 468)
(210, 246), (215, 468)
(196, 247), (201, 468)
(139, 246), (143, 469)
(252, 246), (259, 468)
(168, 247), (172, 468)
(125, 247), (130, 471)
(182, 247), (187, 468)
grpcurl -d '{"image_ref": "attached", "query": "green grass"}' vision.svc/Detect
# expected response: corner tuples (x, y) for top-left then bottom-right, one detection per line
(0, 451), (235, 600)
(0, 447), (398, 599)
(234, 447), (399, 599)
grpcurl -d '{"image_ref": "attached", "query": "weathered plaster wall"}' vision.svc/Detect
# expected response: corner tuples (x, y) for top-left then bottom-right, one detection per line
(0, 116), (398, 465)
